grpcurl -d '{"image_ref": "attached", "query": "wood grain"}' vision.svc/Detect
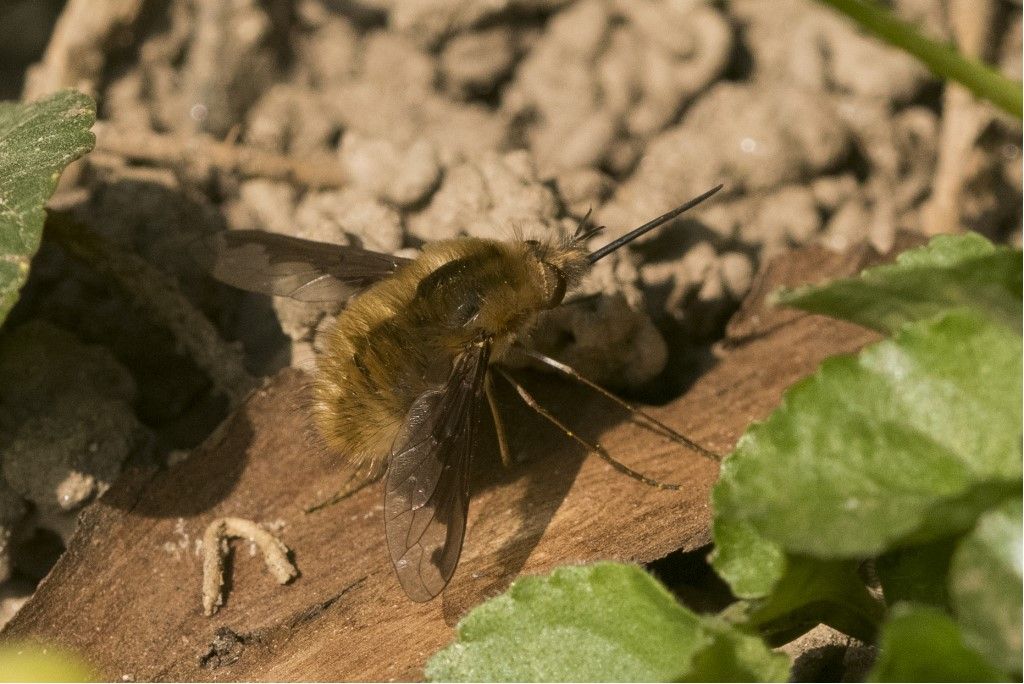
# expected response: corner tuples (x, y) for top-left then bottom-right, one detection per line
(2, 242), (903, 681)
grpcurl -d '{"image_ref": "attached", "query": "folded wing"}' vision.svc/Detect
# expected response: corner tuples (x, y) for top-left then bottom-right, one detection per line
(384, 341), (490, 602)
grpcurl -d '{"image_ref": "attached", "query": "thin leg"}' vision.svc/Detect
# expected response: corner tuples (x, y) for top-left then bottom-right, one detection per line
(304, 466), (383, 514)
(561, 291), (603, 308)
(515, 347), (722, 463)
(493, 367), (679, 491)
(486, 371), (513, 468)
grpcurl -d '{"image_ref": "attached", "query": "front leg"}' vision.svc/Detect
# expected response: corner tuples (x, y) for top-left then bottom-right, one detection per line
(485, 369), (513, 468)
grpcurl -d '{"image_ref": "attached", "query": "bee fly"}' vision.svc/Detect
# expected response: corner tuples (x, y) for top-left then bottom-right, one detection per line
(206, 184), (723, 601)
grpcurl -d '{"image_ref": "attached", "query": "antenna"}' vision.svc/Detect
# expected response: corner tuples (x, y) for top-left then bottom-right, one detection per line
(587, 184), (724, 264)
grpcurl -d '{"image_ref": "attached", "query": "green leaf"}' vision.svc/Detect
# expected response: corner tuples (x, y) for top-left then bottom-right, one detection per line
(711, 520), (886, 645)
(778, 234), (1022, 334)
(0, 90), (96, 326)
(875, 537), (958, 609)
(685, 615), (792, 682)
(722, 556), (885, 646)
(426, 563), (790, 682)
(868, 603), (1008, 682)
(949, 498), (1022, 676)
(709, 515), (787, 599)
(713, 311), (1021, 560)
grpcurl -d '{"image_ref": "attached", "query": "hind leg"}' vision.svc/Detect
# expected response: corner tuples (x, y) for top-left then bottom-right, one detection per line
(305, 457), (386, 513)
(485, 370), (513, 468)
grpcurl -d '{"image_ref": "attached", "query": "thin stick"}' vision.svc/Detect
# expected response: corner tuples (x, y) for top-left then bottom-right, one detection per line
(515, 348), (722, 463)
(93, 122), (349, 189)
(493, 367), (679, 490)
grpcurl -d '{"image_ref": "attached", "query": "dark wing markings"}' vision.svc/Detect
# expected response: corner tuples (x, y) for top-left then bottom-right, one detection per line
(202, 230), (410, 302)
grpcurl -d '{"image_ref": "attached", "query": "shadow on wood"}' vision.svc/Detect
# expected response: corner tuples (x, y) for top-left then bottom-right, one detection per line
(1, 241), (912, 681)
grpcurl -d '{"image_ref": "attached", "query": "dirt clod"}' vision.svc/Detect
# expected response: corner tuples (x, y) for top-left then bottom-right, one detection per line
(198, 626), (252, 669)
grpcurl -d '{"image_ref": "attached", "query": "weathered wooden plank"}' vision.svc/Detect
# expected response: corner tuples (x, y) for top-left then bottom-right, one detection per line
(3, 241), (900, 681)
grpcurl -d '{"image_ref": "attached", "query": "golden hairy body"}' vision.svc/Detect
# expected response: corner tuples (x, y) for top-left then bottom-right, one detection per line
(206, 185), (721, 602)
(312, 236), (589, 478)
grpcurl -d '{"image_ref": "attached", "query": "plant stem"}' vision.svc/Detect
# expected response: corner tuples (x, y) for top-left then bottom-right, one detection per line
(816, 0), (1022, 118)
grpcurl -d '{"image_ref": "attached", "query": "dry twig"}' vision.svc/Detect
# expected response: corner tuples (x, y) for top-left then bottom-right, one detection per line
(922, 0), (1000, 235)
(94, 122), (349, 189)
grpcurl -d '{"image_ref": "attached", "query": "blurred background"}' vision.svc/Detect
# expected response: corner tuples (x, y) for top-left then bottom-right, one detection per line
(0, 0), (1020, 635)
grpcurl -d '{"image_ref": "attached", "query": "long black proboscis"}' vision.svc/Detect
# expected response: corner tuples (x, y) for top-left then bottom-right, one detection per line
(587, 184), (724, 264)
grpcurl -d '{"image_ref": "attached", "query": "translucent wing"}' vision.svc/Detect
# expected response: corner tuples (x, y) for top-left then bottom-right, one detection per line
(384, 341), (490, 602)
(204, 230), (410, 302)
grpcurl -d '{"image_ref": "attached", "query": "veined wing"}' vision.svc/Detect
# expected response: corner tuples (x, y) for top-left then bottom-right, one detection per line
(204, 230), (410, 302)
(384, 341), (490, 602)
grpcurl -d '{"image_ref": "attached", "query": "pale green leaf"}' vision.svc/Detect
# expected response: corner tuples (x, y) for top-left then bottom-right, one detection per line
(778, 233), (1021, 334)
(713, 311), (1021, 560)
(949, 498), (1022, 676)
(426, 563), (789, 682)
(869, 603), (1008, 682)
(0, 90), (96, 325)
(709, 515), (787, 599)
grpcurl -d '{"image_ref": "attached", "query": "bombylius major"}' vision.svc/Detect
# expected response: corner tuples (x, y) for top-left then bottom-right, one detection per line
(207, 184), (723, 602)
